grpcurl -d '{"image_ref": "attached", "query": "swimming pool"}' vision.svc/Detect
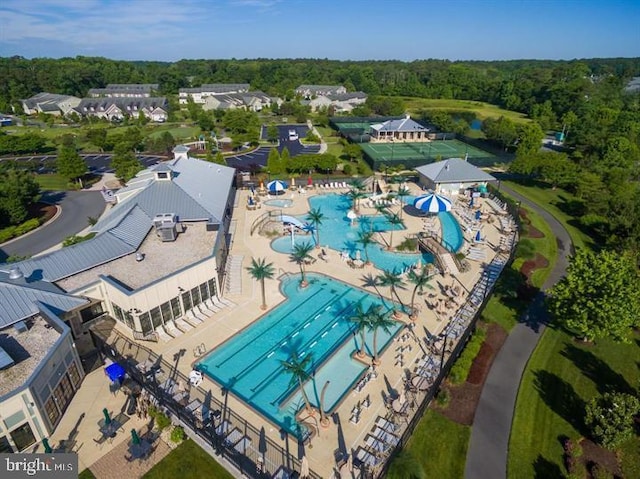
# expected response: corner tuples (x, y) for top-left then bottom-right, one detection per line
(439, 211), (464, 252)
(197, 273), (402, 437)
(271, 194), (432, 273)
(264, 198), (293, 208)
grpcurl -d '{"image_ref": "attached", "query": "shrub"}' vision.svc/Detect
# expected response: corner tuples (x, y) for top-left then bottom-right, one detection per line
(396, 237), (418, 252)
(62, 232), (97, 247)
(155, 412), (171, 431)
(590, 463), (614, 479)
(585, 392), (640, 449)
(435, 388), (451, 408)
(343, 163), (353, 175)
(448, 327), (487, 384)
(170, 425), (185, 443)
(0, 226), (17, 243)
(515, 238), (536, 260)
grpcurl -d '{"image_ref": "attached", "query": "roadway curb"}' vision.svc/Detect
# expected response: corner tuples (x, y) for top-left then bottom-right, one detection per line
(0, 203), (62, 249)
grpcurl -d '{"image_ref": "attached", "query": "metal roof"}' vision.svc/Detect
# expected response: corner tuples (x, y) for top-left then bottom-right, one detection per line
(415, 158), (495, 184)
(371, 116), (429, 133)
(0, 280), (87, 328)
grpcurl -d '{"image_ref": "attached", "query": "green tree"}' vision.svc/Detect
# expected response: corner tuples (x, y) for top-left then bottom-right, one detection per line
(396, 185), (411, 219)
(343, 144), (362, 162)
(281, 147), (291, 173)
(266, 124), (279, 143)
(0, 168), (40, 227)
(407, 266), (434, 320)
(585, 392), (640, 449)
(549, 249), (640, 342)
(377, 269), (406, 313)
(516, 122), (544, 156)
(387, 449), (426, 479)
(267, 147), (281, 174)
(111, 145), (143, 182)
(246, 257), (275, 310)
(56, 146), (87, 187)
(357, 230), (375, 264)
(384, 212), (404, 249)
(290, 242), (314, 286)
(305, 207), (324, 247)
(349, 303), (373, 358)
(281, 352), (315, 416)
(367, 305), (396, 364)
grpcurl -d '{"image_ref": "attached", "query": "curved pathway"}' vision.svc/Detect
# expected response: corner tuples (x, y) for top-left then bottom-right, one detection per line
(0, 190), (106, 260)
(464, 185), (573, 479)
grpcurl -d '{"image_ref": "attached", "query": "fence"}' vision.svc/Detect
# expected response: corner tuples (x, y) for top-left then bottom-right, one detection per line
(90, 320), (321, 479)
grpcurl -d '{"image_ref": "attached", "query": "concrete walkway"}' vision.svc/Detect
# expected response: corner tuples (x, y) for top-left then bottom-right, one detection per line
(464, 185), (573, 479)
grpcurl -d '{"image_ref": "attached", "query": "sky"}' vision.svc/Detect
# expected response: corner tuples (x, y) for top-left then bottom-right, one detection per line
(0, 0), (639, 62)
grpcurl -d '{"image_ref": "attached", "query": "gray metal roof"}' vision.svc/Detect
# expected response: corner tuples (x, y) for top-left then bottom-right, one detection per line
(415, 158), (495, 184)
(371, 116), (429, 133)
(0, 279), (87, 328)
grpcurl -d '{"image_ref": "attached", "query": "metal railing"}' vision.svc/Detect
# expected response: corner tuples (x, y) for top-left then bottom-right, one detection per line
(90, 320), (321, 479)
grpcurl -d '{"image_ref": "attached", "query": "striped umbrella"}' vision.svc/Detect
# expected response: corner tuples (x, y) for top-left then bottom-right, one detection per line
(266, 180), (288, 193)
(42, 438), (52, 454)
(413, 194), (452, 213)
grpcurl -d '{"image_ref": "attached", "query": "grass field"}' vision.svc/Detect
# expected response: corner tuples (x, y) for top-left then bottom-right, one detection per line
(35, 173), (71, 191)
(402, 98), (531, 124)
(361, 139), (494, 162)
(142, 439), (234, 479)
(508, 327), (640, 478)
(146, 125), (200, 140)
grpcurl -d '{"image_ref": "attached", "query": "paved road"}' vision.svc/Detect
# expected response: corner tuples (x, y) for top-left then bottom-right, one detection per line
(464, 185), (573, 479)
(225, 137), (321, 172)
(1, 153), (165, 174)
(0, 191), (106, 261)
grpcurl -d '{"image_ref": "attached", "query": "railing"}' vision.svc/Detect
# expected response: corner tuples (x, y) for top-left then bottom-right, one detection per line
(416, 234), (458, 274)
(249, 209), (284, 236)
(133, 330), (158, 342)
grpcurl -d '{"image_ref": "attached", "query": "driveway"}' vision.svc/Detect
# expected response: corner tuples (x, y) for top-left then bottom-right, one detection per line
(225, 140), (321, 172)
(0, 190), (106, 261)
(464, 185), (573, 479)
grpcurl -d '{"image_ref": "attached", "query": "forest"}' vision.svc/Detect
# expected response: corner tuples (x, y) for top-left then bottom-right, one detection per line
(0, 55), (639, 256)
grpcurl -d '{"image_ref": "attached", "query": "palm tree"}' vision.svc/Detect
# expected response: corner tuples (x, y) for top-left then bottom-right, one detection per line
(349, 303), (373, 358)
(349, 178), (365, 192)
(281, 352), (315, 416)
(387, 449), (426, 479)
(397, 185), (411, 219)
(367, 306), (396, 365)
(246, 257), (275, 310)
(384, 212), (404, 250)
(291, 242), (314, 287)
(371, 202), (388, 233)
(345, 188), (366, 213)
(305, 207), (324, 247)
(357, 230), (375, 264)
(361, 272), (383, 301)
(377, 269), (406, 317)
(407, 266), (434, 320)
(319, 380), (331, 428)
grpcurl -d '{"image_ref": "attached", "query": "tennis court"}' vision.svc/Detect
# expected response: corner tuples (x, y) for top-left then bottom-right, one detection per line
(362, 139), (494, 162)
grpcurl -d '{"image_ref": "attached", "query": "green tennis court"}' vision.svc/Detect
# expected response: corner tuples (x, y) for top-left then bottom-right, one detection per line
(361, 139), (494, 162)
(334, 121), (373, 132)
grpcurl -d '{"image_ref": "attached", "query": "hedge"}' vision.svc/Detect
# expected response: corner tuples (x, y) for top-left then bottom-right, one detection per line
(448, 326), (487, 384)
(0, 218), (41, 243)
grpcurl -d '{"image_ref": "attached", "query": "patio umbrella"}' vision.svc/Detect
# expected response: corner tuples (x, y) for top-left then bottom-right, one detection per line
(307, 176), (312, 186)
(300, 455), (310, 478)
(102, 408), (112, 425)
(398, 390), (406, 405)
(475, 209), (482, 221)
(291, 177), (296, 187)
(259, 180), (264, 190)
(42, 438), (52, 454)
(475, 229), (482, 242)
(267, 180), (288, 193)
(413, 194), (452, 213)
(469, 196), (474, 208)
(355, 250), (361, 261)
(347, 210), (357, 226)
(131, 428), (141, 445)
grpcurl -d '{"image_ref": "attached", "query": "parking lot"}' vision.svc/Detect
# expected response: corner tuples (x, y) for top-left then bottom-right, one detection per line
(1, 154), (166, 174)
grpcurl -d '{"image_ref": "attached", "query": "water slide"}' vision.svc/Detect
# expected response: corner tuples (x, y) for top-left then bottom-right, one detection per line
(279, 214), (308, 230)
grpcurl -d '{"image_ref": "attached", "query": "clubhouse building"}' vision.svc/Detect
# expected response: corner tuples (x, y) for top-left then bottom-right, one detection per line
(416, 157), (495, 195)
(370, 115), (431, 143)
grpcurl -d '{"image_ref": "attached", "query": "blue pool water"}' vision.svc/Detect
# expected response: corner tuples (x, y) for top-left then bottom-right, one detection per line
(264, 198), (293, 208)
(271, 194), (432, 273)
(439, 211), (464, 252)
(197, 273), (402, 437)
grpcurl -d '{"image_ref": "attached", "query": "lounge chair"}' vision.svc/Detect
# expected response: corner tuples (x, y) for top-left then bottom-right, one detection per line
(155, 326), (173, 342)
(183, 314), (200, 327)
(174, 318), (192, 332)
(164, 321), (183, 337)
(233, 436), (251, 454)
(223, 428), (243, 447)
(215, 420), (231, 436)
(217, 296), (237, 307)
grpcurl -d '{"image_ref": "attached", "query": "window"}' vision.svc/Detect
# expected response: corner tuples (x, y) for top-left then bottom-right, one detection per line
(150, 307), (162, 328)
(207, 279), (217, 298)
(160, 302), (172, 323)
(10, 423), (36, 451)
(190, 286), (201, 307)
(170, 297), (182, 319)
(80, 302), (104, 323)
(181, 291), (192, 312)
(68, 363), (81, 388)
(199, 283), (209, 302)
(139, 313), (153, 335)
(0, 436), (13, 453)
(44, 396), (60, 426)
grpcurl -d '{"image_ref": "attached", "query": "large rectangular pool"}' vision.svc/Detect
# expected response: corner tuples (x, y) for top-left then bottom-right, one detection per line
(197, 273), (402, 437)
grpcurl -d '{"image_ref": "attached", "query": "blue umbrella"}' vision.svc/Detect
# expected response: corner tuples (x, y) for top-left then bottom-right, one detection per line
(469, 197), (474, 208)
(475, 230), (482, 242)
(267, 180), (288, 193)
(413, 194), (452, 213)
(475, 210), (481, 221)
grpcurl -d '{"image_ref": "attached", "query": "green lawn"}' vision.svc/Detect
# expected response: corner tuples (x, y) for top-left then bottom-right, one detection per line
(508, 327), (640, 478)
(78, 469), (96, 479)
(143, 439), (234, 479)
(146, 125), (200, 141)
(503, 181), (593, 250)
(35, 173), (71, 191)
(402, 98), (530, 124)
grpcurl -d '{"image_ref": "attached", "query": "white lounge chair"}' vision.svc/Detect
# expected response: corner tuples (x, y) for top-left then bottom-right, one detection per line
(203, 298), (223, 312)
(217, 296), (236, 307)
(155, 326), (173, 342)
(175, 317), (193, 331)
(183, 314), (200, 327)
(164, 321), (183, 337)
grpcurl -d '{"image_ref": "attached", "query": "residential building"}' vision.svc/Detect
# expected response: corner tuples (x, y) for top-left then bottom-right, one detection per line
(295, 85), (347, 99)
(624, 76), (640, 93)
(304, 91), (367, 112)
(370, 115), (431, 142)
(179, 84), (250, 104)
(87, 84), (159, 98)
(21, 93), (81, 116)
(202, 91), (275, 112)
(0, 147), (236, 344)
(0, 269), (87, 452)
(73, 97), (168, 122)
(415, 157), (495, 195)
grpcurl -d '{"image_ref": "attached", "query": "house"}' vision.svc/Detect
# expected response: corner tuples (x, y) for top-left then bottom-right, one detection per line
(0, 268), (87, 452)
(179, 84), (250, 104)
(370, 115), (431, 142)
(88, 84), (159, 98)
(21, 93), (81, 116)
(624, 77), (640, 93)
(202, 91), (275, 112)
(305, 92), (368, 112)
(0, 147), (236, 344)
(73, 97), (168, 122)
(415, 157), (495, 195)
(295, 85), (347, 99)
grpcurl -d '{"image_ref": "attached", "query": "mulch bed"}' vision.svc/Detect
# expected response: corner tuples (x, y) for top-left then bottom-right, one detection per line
(435, 323), (508, 426)
(520, 253), (549, 281)
(526, 225), (545, 238)
(27, 202), (57, 224)
(580, 438), (623, 479)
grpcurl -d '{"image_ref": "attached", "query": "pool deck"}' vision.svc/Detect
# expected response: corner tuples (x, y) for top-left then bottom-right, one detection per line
(68, 184), (513, 478)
